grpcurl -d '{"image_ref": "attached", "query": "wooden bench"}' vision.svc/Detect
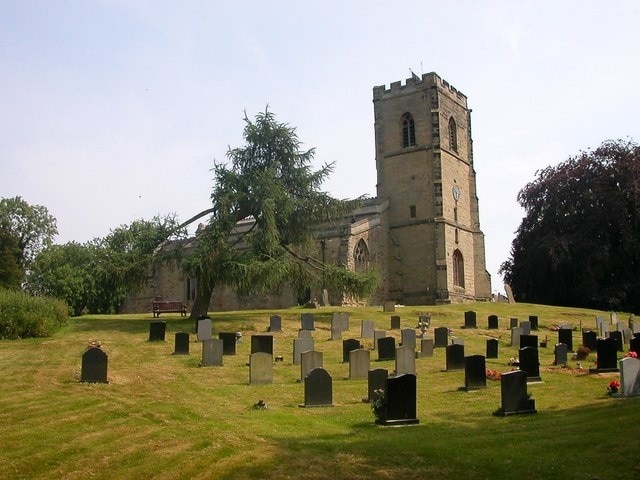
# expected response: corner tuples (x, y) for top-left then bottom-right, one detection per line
(152, 301), (187, 318)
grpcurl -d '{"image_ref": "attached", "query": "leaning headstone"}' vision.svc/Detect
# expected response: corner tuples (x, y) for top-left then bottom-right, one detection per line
(590, 338), (619, 373)
(558, 328), (573, 352)
(504, 283), (516, 304)
(251, 335), (274, 355)
(293, 337), (314, 365)
(486, 338), (499, 359)
(361, 320), (375, 338)
(268, 315), (282, 332)
(197, 318), (212, 341)
(400, 328), (416, 349)
(487, 315), (499, 330)
(377, 337), (396, 361)
(509, 317), (518, 329)
(582, 329), (598, 351)
(80, 347), (108, 383)
(201, 338), (223, 366)
(395, 345), (416, 375)
(459, 355), (486, 391)
(463, 310), (477, 329)
(218, 332), (237, 355)
(301, 368), (332, 407)
(249, 352), (273, 384)
(519, 346), (541, 382)
(342, 339), (361, 363)
(301, 313), (315, 331)
(375, 374), (419, 426)
(349, 349), (370, 379)
(420, 338), (434, 357)
(390, 315), (401, 330)
(365, 368), (388, 403)
(608, 330), (624, 352)
(554, 343), (568, 366)
(510, 327), (523, 348)
(148, 321), (166, 342)
(494, 370), (536, 416)
(520, 334), (538, 349)
(446, 344), (465, 371)
(529, 315), (539, 331)
(300, 350), (323, 381)
(519, 321), (531, 336)
(373, 330), (386, 350)
(434, 327), (448, 347)
(173, 332), (190, 355)
(619, 357), (640, 397)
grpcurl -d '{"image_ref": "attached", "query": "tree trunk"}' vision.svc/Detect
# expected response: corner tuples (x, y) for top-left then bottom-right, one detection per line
(190, 281), (214, 319)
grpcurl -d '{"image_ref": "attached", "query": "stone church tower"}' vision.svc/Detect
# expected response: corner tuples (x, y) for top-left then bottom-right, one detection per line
(373, 72), (491, 304)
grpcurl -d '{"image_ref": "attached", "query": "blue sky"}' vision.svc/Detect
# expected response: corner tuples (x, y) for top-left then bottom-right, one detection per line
(2, 1), (639, 295)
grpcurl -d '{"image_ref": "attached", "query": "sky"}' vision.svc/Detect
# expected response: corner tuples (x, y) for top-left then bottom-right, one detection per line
(2, 0), (639, 296)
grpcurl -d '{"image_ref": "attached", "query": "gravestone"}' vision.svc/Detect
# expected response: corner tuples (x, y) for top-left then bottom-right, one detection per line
(459, 355), (486, 391)
(554, 343), (568, 366)
(173, 332), (190, 355)
(623, 328), (633, 346)
(504, 283), (516, 303)
(383, 300), (396, 312)
(509, 317), (518, 329)
(494, 370), (536, 416)
(361, 320), (375, 338)
(601, 322), (610, 336)
(301, 313), (315, 331)
(582, 329), (598, 351)
(510, 327), (523, 348)
(196, 318), (212, 342)
(529, 315), (539, 331)
(445, 344), (465, 371)
(268, 315), (282, 332)
(373, 330), (386, 350)
(463, 310), (477, 329)
(342, 339), (361, 363)
(420, 338), (434, 357)
(201, 338), (223, 367)
(590, 338), (619, 372)
(148, 321), (166, 342)
(293, 337), (314, 365)
(519, 321), (531, 336)
(558, 328), (573, 352)
(390, 315), (401, 330)
(377, 337), (396, 361)
(80, 347), (108, 383)
(434, 327), (448, 347)
(452, 337), (464, 346)
(520, 334), (538, 349)
(400, 328), (416, 349)
(349, 349), (370, 379)
(395, 345), (416, 375)
(301, 368), (332, 407)
(251, 335), (274, 355)
(330, 322), (342, 341)
(218, 332), (237, 355)
(630, 335), (640, 355)
(619, 357), (640, 397)
(365, 368), (388, 403)
(487, 315), (499, 330)
(333, 312), (349, 332)
(249, 352), (273, 384)
(611, 311), (618, 324)
(608, 330), (624, 352)
(375, 374), (419, 426)
(298, 329), (313, 339)
(519, 346), (541, 381)
(629, 314), (636, 331)
(486, 338), (499, 359)
(300, 350), (323, 381)
(595, 315), (605, 334)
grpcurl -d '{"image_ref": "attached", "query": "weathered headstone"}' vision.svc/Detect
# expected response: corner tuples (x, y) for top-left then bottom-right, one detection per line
(249, 352), (273, 384)
(400, 328), (416, 349)
(554, 343), (568, 366)
(558, 328), (573, 352)
(148, 321), (166, 342)
(582, 329), (598, 351)
(610, 311), (619, 324)
(510, 327), (523, 348)
(529, 315), (539, 331)
(487, 315), (499, 330)
(390, 315), (401, 330)
(333, 312), (350, 332)
(301, 367), (332, 407)
(504, 283), (516, 304)
(201, 338), (223, 366)
(365, 368), (388, 403)
(519, 346), (541, 381)
(300, 350), (324, 381)
(463, 310), (477, 329)
(377, 336), (396, 361)
(486, 338), (499, 359)
(395, 345), (416, 375)
(494, 370), (536, 416)
(590, 338), (619, 372)
(373, 330), (386, 350)
(459, 355), (486, 391)
(519, 321), (531, 336)
(342, 339), (361, 363)
(595, 315), (605, 334)
(80, 347), (108, 383)
(251, 335), (274, 355)
(330, 322), (342, 341)
(361, 320), (375, 338)
(293, 337), (314, 365)
(608, 330), (624, 352)
(434, 327), (448, 347)
(520, 334), (538, 349)
(298, 329), (313, 339)
(383, 300), (396, 312)
(619, 357), (640, 397)
(375, 373), (419, 426)
(349, 349), (370, 379)
(445, 344), (465, 371)
(196, 318), (212, 341)
(268, 315), (282, 332)
(420, 338), (434, 357)
(301, 313), (315, 331)
(218, 332), (237, 355)
(173, 332), (190, 355)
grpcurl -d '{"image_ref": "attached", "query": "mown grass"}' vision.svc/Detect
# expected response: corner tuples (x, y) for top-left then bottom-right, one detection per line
(1, 302), (639, 479)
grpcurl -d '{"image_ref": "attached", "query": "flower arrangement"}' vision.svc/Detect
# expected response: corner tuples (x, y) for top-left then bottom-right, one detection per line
(370, 388), (385, 419)
(607, 380), (620, 395)
(86, 340), (102, 350)
(486, 369), (501, 381)
(624, 351), (638, 359)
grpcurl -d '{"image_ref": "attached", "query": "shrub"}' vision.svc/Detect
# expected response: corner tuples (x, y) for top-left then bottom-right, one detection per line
(0, 288), (69, 339)
(575, 345), (590, 360)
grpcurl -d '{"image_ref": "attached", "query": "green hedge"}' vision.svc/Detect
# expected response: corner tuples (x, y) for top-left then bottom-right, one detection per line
(0, 289), (69, 339)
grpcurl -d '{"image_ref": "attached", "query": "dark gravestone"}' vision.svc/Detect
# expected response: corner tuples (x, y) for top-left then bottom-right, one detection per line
(268, 315), (282, 332)
(80, 347), (108, 383)
(529, 315), (539, 331)
(582, 329), (598, 351)
(218, 332), (237, 356)
(609, 330), (624, 352)
(446, 344), (465, 371)
(486, 338), (499, 359)
(173, 332), (190, 355)
(558, 328), (573, 352)
(520, 334), (538, 349)
(463, 310), (477, 329)
(495, 370), (537, 416)
(365, 368), (388, 403)
(554, 343), (568, 366)
(630, 336), (640, 355)
(487, 315), (499, 330)
(251, 334), (274, 355)
(301, 367), (332, 407)
(342, 339), (361, 363)
(377, 337), (396, 361)
(148, 321), (166, 341)
(590, 338), (619, 372)
(376, 374), (419, 426)
(434, 327), (449, 347)
(459, 355), (487, 391)
(301, 313), (315, 331)
(390, 315), (401, 330)
(519, 346), (541, 381)
(509, 317), (518, 329)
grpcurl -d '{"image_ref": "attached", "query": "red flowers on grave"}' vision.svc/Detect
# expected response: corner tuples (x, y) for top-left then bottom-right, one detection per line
(625, 351), (638, 359)
(486, 369), (501, 381)
(607, 380), (620, 395)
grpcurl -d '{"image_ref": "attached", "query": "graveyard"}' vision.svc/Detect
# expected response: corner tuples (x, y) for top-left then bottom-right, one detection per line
(1, 302), (639, 479)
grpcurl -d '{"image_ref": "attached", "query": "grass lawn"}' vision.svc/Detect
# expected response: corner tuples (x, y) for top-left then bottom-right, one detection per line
(1, 302), (638, 479)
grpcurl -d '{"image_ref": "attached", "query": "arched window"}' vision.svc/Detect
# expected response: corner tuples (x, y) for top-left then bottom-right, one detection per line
(401, 113), (416, 148)
(448, 117), (458, 153)
(452, 249), (464, 287)
(354, 239), (370, 272)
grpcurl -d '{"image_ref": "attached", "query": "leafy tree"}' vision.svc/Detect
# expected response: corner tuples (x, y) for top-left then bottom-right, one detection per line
(0, 227), (23, 290)
(500, 139), (640, 310)
(185, 108), (378, 317)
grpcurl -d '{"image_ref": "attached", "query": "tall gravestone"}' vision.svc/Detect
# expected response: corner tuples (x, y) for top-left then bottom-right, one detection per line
(529, 315), (539, 331)
(173, 332), (190, 355)
(520, 334), (538, 349)
(361, 320), (375, 338)
(519, 321), (531, 336)
(486, 338), (499, 359)
(487, 315), (499, 330)
(390, 315), (401, 330)
(330, 322), (342, 341)
(446, 344), (465, 371)
(463, 310), (477, 329)
(301, 368), (332, 407)
(201, 338), (223, 367)
(420, 338), (434, 357)
(293, 337), (314, 365)
(333, 312), (349, 332)
(510, 327), (523, 348)
(375, 374), (419, 426)
(197, 318), (212, 342)
(301, 313), (315, 331)
(459, 355), (487, 391)
(219, 332), (237, 355)
(494, 370), (536, 416)
(365, 368), (388, 403)
(434, 327), (448, 347)
(377, 337), (396, 361)
(268, 315), (282, 332)
(249, 352), (273, 384)
(400, 329), (416, 349)
(590, 338), (619, 373)
(619, 357), (640, 397)
(519, 346), (541, 382)
(349, 349), (370, 379)
(608, 330), (624, 352)
(558, 328), (573, 352)
(342, 339), (361, 363)
(80, 347), (108, 383)
(395, 345), (416, 375)
(148, 321), (166, 342)
(251, 335), (274, 355)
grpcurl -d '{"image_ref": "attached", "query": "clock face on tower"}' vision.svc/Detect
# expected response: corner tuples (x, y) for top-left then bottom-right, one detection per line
(452, 185), (461, 201)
